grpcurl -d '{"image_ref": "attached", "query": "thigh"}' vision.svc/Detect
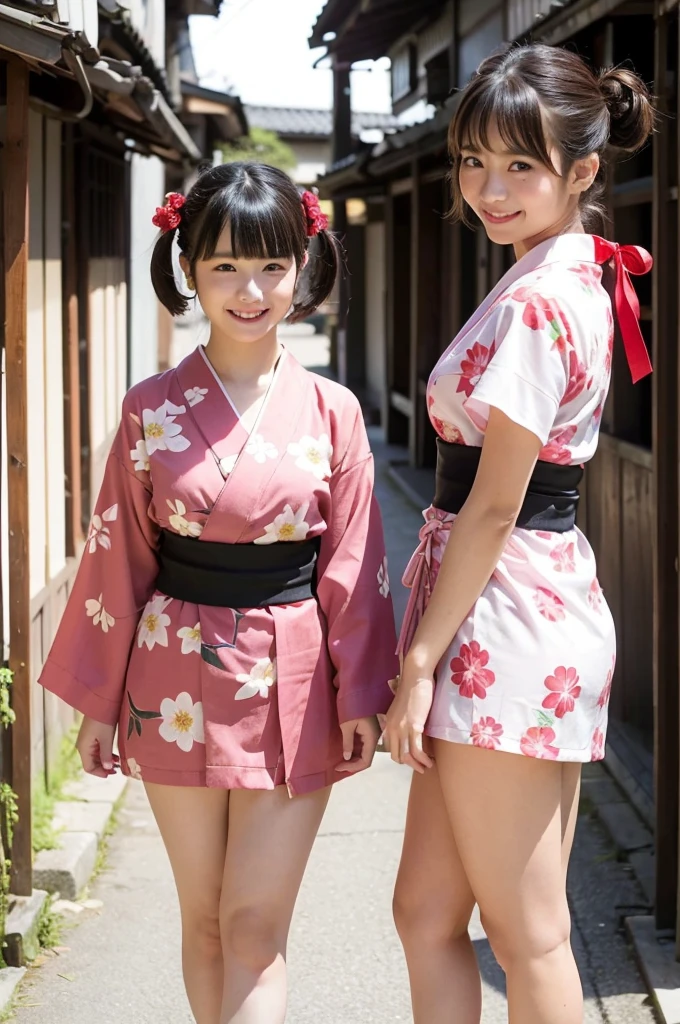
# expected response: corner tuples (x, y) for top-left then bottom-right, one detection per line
(395, 764), (476, 940)
(561, 763), (581, 880)
(145, 782), (229, 919)
(433, 743), (569, 949)
(220, 786), (331, 927)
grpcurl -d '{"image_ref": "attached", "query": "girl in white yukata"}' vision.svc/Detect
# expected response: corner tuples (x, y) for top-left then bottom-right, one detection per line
(39, 163), (398, 1023)
(384, 44), (654, 1023)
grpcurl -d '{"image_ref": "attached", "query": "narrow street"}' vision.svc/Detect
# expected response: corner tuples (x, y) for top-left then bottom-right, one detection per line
(12, 330), (657, 1023)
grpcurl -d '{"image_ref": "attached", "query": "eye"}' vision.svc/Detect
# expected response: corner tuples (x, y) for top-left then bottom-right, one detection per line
(213, 263), (236, 272)
(510, 161), (532, 172)
(461, 155), (482, 168)
(264, 262), (286, 272)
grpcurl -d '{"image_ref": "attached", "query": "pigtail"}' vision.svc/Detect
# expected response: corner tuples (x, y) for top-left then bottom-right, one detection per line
(150, 228), (189, 317)
(289, 228), (344, 324)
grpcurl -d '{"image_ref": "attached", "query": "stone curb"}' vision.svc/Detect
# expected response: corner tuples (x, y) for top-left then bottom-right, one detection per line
(0, 770), (129, 1015)
(626, 916), (680, 1024)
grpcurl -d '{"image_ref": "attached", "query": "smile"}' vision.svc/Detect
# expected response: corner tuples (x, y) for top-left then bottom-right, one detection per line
(228, 310), (269, 322)
(481, 210), (521, 224)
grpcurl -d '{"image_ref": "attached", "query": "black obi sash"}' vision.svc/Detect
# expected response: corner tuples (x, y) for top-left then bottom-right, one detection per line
(155, 530), (321, 608)
(433, 440), (582, 533)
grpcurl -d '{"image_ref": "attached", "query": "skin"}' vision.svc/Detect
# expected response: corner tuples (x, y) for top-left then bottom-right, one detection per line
(385, 122), (599, 1023)
(77, 220), (380, 1023)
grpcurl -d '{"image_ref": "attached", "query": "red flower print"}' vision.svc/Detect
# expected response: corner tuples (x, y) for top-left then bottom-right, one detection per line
(471, 717), (504, 750)
(520, 726), (560, 759)
(533, 587), (566, 622)
(450, 641), (495, 699)
(588, 578), (604, 612)
(511, 289), (573, 351)
(542, 666), (581, 718)
(536, 531), (553, 540)
(563, 349), (588, 404)
(597, 658), (615, 708)
(570, 263), (602, 289)
(540, 425), (577, 465)
(550, 541), (576, 573)
(591, 728), (606, 760)
(593, 398), (605, 426)
(431, 414), (464, 444)
(456, 342), (496, 397)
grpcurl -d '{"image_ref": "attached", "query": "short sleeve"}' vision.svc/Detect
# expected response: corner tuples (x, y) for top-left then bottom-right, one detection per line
(464, 296), (572, 445)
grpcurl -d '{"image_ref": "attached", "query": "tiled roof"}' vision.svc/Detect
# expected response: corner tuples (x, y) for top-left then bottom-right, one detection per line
(244, 105), (399, 139)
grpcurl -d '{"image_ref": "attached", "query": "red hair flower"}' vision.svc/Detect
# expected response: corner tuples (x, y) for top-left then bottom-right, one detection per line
(301, 190), (329, 236)
(152, 192), (186, 233)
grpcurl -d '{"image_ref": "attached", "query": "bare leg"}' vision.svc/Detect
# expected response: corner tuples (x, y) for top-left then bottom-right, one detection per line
(393, 765), (481, 1024)
(434, 742), (583, 1024)
(145, 783), (229, 1024)
(219, 785), (331, 1024)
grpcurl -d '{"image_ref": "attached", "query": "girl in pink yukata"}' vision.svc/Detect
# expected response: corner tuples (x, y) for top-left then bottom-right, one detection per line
(39, 162), (398, 1024)
(384, 44), (654, 1024)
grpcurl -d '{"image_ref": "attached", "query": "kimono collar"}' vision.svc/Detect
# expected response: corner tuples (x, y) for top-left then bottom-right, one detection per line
(513, 233), (653, 384)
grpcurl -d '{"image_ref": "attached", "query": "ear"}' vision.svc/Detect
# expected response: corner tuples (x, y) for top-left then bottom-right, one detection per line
(300, 250), (310, 271)
(568, 153), (599, 195)
(178, 253), (191, 278)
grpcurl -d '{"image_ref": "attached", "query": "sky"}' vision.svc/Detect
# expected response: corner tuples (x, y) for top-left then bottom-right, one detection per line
(189, 0), (393, 113)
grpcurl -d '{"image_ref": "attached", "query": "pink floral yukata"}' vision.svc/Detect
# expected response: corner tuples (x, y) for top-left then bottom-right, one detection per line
(399, 233), (652, 762)
(39, 346), (398, 794)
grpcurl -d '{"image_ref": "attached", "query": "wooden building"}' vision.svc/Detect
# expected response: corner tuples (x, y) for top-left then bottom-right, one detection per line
(311, 0), (680, 946)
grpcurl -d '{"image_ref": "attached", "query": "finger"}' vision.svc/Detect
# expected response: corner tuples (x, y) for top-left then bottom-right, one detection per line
(402, 752), (427, 775)
(340, 723), (356, 762)
(97, 737), (115, 772)
(410, 732), (434, 770)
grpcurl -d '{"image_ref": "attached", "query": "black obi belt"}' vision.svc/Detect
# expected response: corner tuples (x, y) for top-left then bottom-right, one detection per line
(433, 440), (583, 533)
(155, 530), (321, 608)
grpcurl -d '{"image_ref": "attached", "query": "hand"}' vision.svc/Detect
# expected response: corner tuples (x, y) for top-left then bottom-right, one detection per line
(76, 717), (120, 779)
(383, 666), (435, 774)
(336, 716), (381, 775)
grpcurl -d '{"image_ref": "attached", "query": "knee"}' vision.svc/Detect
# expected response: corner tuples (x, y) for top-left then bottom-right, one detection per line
(393, 881), (472, 949)
(481, 905), (572, 972)
(221, 906), (283, 975)
(181, 902), (223, 961)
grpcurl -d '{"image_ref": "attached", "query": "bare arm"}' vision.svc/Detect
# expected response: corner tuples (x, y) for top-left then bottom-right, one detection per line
(385, 407), (544, 771)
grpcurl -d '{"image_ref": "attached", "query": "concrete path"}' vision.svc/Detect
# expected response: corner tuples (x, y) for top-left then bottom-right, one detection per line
(12, 328), (656, 1023)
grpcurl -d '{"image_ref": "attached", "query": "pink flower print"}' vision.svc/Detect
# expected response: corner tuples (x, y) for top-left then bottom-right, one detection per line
(431, 414), (464, 444)
(450, 641), (495, 699)
(512, 289), (573, 351)
(536, 531), (553, 540)
(570, 263), (602, 290)
(591, 728), (606, 760)
(520, 726), (560, 760)
(588, 578), (604, 612)
(593, 397), (605, 426)
(551, 541), (576, 573)
(597, 659), (615, 708)
(456, 341), (496, 397)
(533, 587), (566, 622)
(563, 349), (588, 404)
(471, 717), (504, 750)
(542, 666), (581, 718)
(540, 425), (577, 465)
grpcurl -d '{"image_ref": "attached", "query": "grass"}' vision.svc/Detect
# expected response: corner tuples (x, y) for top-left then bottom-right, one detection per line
(32, 726), (82, 854)
(36, 896), (63, 952)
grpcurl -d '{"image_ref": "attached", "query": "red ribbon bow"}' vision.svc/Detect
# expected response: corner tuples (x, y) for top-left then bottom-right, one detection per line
(152, 192), (186, 233)
(301, 190), (329, 237)
(592, 236), (653, 384)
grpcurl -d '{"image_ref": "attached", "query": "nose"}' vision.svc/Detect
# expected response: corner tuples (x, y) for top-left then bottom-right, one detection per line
(237, 278), (264, 303)
(479, 171), (509, 205)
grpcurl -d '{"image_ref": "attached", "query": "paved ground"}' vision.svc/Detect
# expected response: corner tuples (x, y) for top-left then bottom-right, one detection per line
(12, 328), (657, 1023)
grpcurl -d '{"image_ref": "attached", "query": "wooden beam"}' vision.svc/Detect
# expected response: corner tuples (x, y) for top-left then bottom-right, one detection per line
(62, 124), (82, 558)
(4, 58), (32, 897)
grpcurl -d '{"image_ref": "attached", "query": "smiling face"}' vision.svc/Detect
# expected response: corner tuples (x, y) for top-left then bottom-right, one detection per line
(181, 223), (303, 345)
(458, 121), (598, 257)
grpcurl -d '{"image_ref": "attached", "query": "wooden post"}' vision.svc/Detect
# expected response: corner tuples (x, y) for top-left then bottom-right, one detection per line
(4, 58), (32, 897)
(408, 159), (421, 465)
(331, 59), (352, 386)
(62, 124), (82, 557)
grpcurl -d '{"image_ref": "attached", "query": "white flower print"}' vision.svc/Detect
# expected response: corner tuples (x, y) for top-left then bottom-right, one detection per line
(235, 658), (277, 701)
(377, 557), (390, 598)
(87, 504), (118, 554)
(138, 594), (173, 650)
(184, 386), (208, 407)
(126, 758), (143, 781)
(177, 622), (202, 655)
(85, 594), (115, 633)
(246, 434), (279, 464)
(142, 402), (190, 455)
(158, 692), (205, 752)
(219, 454), (238, 477)
(253, 503), (311, 545)
(130, 439), (150, 473)
(287, 434), (333, 480)
(167, 499), (203, 538)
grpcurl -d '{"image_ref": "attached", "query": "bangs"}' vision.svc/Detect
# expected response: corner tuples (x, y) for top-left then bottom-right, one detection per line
(450, 75), (556, 172)
(191, 184), (303, 262)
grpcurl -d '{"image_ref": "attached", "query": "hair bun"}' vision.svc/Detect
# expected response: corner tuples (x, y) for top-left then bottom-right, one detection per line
(599, 66), (655, 152)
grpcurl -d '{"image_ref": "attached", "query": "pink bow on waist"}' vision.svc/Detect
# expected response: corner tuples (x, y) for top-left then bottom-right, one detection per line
(397, 513), (451, 658)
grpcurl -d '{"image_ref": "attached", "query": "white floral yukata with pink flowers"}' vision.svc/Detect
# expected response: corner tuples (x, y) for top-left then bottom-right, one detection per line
(398, 234), (643, 763)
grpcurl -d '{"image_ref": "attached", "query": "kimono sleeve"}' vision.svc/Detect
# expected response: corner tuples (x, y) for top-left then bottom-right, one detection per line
(316, 405), (398, 724)
(464, 295), (572, 445)
(38, 399), (160, 726)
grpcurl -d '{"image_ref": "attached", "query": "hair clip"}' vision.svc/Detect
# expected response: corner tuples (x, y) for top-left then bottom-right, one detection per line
(301, 191), (329, 236)
(152, 192), (186, 233)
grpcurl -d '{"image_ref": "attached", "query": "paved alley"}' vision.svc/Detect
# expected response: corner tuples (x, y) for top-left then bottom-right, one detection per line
(12, 330), (657, 1023)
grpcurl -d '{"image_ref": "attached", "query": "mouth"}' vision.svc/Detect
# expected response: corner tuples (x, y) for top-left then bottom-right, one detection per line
(481, 210), (521, 225)
(227, 309), (269, 323)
